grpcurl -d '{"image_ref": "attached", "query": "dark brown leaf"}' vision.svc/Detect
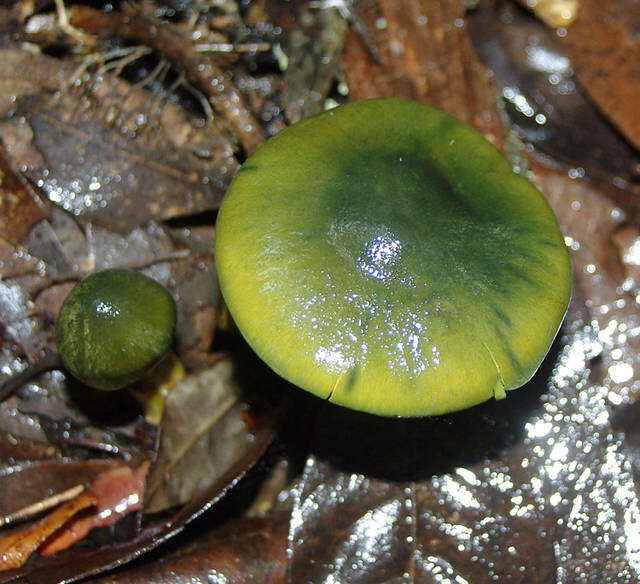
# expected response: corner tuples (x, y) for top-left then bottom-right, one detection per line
(288, 166), (640, 581)
(286, 1), (640, 582)
(0, 49), (66, 118)
(0, 460), (119, 518)
(0, 414), (274, 584)
(0, 431), (59, 462)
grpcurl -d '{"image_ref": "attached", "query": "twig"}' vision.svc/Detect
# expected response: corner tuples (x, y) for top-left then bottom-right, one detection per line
(54, 0), (94, 46)
(0, 485), (85, 528)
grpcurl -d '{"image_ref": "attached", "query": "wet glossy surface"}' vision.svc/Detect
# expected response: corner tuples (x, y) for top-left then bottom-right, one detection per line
(216, 99), (571, 416)
(56, 269), (176, 390)
(287, 166), (640, 583)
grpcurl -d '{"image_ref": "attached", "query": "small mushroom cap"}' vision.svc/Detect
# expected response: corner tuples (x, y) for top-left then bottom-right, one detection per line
(55, 269), (177, 391)
(215, 98), (571, 417)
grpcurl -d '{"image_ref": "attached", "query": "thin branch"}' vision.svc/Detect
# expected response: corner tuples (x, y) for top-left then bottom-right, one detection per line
(0, 485), (85, 528)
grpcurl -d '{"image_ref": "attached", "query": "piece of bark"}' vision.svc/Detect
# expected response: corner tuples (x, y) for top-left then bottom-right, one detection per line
(342, 0), (506, 149)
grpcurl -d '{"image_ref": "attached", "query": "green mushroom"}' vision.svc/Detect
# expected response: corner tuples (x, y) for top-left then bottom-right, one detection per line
(215, 98), (571, 417)
(55, 268), (177, 391)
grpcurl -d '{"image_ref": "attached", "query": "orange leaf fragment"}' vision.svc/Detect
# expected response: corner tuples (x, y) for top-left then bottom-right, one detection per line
(0, 491), (96, 571)
(40, 463), (149, 556)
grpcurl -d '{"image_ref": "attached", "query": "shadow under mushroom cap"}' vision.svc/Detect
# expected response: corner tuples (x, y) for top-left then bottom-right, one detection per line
(215, 98), (571, 417)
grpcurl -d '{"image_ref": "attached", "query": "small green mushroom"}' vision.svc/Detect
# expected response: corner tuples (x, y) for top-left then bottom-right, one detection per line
(215, 98), (571, 417)
(55, 268), (177, 391)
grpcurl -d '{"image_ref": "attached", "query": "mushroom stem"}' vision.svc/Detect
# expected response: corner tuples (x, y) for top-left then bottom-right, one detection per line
(0, 351), (63, 402)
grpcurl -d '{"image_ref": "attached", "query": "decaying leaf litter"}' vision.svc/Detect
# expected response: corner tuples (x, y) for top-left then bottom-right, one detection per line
(0, 0), (639, 582)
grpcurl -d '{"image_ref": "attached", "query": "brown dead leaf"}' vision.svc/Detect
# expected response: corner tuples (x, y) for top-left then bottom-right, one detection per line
(468, 2), (640, 186)
(0, 49), (67, 118)
(559, 0), (640, 151)
(342, 0), (506, 148)
(0, 460), (123, 519)
(0, 431), (59, 463)
(0, 490), (95, 571)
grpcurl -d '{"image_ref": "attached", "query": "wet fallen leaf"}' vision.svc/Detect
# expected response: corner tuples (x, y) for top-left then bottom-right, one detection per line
(0, 460), (121, 519)
(1, 1), (639, 583)
(0, 417), (275, 584)
(468, 2), (640, 186)
(283, 1), (640, 583)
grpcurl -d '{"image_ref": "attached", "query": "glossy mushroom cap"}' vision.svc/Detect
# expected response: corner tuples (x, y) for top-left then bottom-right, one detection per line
(215, 98), (571, 417)
(55, 269), (177, 390)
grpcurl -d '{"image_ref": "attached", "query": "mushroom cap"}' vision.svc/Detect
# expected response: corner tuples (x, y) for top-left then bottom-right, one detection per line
(55, 269), (177, 390)
(215, 98), (571, 417)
